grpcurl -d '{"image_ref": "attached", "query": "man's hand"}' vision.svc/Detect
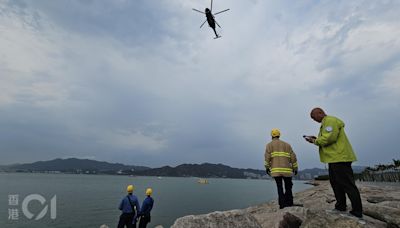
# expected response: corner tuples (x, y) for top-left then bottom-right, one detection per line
(294, 170), (298, 175)
(266, 168), (271, 176)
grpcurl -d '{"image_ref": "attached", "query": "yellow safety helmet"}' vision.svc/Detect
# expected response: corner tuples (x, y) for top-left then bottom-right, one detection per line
(146, 188), (153, 196)
(271, 128), (281, 137)
(127, 185), (134, 193)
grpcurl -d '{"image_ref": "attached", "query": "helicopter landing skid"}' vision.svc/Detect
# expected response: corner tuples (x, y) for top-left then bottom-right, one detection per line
(214, 36), (221, 39)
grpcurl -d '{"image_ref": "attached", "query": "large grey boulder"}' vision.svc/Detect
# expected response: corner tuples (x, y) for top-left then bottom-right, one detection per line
(301, 210), (387, 228)
(248, 206), (307, 228)
(377, 200), (400, 209)
(171, 209), (262, 228)
(171, 181), (400, 228)
(363, 202), (400, 227)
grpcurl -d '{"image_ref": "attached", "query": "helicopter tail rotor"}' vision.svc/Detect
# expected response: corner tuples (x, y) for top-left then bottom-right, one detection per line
(211, 0), (213, 12)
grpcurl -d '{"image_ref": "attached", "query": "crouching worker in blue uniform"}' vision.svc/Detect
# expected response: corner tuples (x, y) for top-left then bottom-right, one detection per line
(118, 185), (141, 228)
(138, 188), (154, 228)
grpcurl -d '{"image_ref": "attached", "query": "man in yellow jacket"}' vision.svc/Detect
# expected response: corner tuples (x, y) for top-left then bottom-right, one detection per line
(265, 128), (298, 209)
(305, 107), (363, 218)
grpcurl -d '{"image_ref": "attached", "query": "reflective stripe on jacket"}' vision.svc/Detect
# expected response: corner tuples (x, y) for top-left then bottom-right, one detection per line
(314, 115), (357, 163)
(265, 138), (298, 177)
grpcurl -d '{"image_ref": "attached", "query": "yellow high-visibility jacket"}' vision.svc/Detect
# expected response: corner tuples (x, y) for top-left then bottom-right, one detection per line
(314, 115), (357, 163)
(265, 138), (298, 177)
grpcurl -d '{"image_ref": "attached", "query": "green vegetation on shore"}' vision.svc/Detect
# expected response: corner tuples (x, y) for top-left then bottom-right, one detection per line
(357, 159), (400, 182)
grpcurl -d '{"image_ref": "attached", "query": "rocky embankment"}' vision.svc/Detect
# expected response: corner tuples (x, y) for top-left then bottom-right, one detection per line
(171, 181), (400, 228)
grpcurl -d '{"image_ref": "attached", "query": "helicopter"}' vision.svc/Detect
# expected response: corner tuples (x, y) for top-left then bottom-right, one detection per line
(192, 0), (229, 39)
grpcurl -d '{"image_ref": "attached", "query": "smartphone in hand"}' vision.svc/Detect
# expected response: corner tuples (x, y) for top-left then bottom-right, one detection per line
(303, 135), (316, 142)
(303, 135), (316, 139)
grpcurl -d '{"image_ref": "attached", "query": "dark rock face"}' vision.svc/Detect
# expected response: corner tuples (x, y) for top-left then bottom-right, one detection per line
(279, 213), (302, 228)
(172, 181), (400, 228)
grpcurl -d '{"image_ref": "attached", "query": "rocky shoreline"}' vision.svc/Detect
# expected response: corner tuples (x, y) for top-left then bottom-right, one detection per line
(170, 181), (400, 228)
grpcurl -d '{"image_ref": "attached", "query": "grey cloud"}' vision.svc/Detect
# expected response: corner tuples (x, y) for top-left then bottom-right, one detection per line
(0, 0), (399, 170)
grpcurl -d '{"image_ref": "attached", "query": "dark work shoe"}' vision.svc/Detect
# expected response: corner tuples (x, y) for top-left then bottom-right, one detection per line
(349, 211), (363, 218)
(334, 207), (347, 212)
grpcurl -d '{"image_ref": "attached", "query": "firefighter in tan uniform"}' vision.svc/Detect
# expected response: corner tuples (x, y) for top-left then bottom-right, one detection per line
(265, 128), (298, 209)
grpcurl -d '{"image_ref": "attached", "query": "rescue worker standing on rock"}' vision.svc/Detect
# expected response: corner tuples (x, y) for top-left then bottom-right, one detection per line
(138, 188), (154, 228)
(265, 128), (298, 209)
(305, 107), (363, 218)
(118, 185), (141, 228)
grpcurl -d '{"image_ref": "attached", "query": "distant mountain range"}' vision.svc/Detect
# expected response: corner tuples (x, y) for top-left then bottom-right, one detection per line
(0, 158), (366, 180)
(1, 158), (150, 174)
(133, 163), (267, 179)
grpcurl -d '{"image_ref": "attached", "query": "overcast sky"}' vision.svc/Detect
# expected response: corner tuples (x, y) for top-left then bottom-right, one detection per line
(0, 0), (399, 169)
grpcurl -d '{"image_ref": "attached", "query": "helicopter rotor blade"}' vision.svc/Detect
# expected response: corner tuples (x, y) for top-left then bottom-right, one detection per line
(215, 20), (221, 28)
(200, 20), (207, 28)
(214, 9), (230, 15)
(192, 8), (205, 14)
(211, 0), (213, 12)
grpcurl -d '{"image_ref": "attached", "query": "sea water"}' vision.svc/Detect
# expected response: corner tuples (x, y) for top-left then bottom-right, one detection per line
(0, 173), (311, 227)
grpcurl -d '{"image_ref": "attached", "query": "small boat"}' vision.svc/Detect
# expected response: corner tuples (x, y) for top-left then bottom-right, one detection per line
(198, 178), (209, 184)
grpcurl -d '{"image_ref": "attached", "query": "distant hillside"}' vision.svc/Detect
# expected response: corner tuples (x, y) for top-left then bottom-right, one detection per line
(2, 159), (267, 179)
(133, 163), (267, 179)
(0, 158), (367, 180)
(4, 158), (150, 174)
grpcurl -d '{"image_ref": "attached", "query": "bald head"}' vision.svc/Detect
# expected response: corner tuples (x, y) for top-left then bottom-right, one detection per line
(310, 107), (326, 123)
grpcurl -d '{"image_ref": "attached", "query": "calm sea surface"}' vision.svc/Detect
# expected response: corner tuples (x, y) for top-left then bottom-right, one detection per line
(0, 173), (311, 228)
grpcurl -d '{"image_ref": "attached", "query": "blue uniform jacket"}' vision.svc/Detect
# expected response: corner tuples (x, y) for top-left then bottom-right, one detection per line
(139, 196), (154, 216)
(118, 194), (140, 214)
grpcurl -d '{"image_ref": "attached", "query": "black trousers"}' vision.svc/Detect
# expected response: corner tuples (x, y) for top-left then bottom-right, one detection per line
(274, 176), (293, 209)
(117, 213), (136, 228)
(328, 162), (363, 216)
(138, 215), (151, 228)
